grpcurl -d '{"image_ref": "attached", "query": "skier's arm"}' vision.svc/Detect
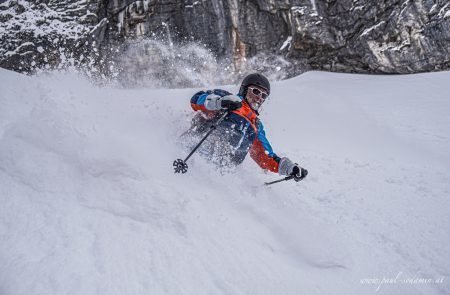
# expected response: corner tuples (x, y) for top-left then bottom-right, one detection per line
(190, 91), (212, 112)
(190, 89), (235, 113)
(251, 122), (308, 178)
(250, 122), (281, 173)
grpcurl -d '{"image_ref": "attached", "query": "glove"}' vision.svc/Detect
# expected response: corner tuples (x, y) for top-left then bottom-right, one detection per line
(220, 95), (242, 111)
(291, 165), (308, 182)
(278, 157), (308, 181)
(204, 94), (242, 111)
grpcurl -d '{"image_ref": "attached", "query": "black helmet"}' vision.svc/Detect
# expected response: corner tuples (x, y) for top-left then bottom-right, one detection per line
(238, 73), (270, 98)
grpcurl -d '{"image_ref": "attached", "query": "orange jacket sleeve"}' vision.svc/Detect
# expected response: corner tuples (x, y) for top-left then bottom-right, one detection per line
(250, 121), (280, 173)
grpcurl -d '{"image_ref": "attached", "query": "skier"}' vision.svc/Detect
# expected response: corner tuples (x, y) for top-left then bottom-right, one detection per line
(185, 73), (308, 181)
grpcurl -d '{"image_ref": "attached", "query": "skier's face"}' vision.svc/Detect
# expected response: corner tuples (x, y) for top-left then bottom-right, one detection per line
(246, 85), (268, 111)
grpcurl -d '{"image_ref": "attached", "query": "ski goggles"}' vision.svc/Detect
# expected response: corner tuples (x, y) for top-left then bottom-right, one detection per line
(248, 86), (269, 100)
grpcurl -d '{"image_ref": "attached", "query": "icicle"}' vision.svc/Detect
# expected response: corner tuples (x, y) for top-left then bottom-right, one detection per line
(309, 0), (319, 16)
(118, 11), (124, 33)
(280, 36), (292, 51)
(136, 1), (142, 12)
(136, 23), (145, 36)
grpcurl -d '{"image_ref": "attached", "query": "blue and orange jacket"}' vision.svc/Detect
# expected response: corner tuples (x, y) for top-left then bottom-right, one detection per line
(190, 89), (281, 173)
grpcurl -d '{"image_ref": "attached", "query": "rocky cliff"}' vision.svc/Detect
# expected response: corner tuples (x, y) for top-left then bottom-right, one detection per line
(1, 0), (449, 80)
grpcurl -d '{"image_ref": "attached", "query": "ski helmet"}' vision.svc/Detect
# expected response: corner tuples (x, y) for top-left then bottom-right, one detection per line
(238, 73), (270, 98)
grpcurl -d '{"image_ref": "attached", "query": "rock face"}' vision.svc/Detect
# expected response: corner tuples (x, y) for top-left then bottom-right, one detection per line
(289, 0), (450, 73)
(1, 0), (449, 77)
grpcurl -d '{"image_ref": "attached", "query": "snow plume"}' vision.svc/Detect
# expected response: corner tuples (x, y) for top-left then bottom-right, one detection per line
(112, 39), (235, 88)
(110, 38), (302, 89)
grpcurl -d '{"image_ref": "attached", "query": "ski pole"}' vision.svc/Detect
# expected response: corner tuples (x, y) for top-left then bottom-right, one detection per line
(265, 167), (308, 186)
(264, 175), (295, 186)
(173, 111), (229, 173)
(264, 173), (308, 186)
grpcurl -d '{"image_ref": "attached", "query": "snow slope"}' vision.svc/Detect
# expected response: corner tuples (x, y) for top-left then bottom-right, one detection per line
(0, 69), (449, 295)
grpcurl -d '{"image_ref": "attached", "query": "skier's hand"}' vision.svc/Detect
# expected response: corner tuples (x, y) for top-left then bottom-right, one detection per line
(204, 94), (242, 111)
(279, 157), (308, 181)
(220, 95), (242, 111)
(292, 165), (308, 182)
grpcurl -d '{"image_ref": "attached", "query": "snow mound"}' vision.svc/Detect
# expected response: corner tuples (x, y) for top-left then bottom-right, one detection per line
(0, 68), (449, 295)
